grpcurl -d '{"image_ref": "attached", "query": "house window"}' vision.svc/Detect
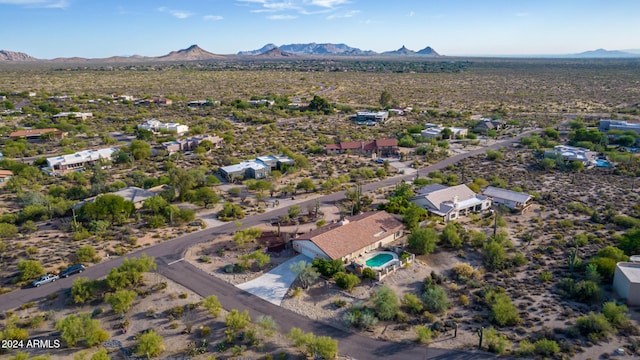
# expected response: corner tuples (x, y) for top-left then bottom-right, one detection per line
(395, 231), (401, 238)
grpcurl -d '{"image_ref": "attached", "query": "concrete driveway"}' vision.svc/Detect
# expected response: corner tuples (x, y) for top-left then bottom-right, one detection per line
(237, 254), (310, 306)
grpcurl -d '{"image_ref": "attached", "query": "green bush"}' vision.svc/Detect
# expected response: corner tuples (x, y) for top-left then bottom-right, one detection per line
(485, 290), (521, 327)
(362, 267), (376, 279)
(421, 284), (449, 314)
(334, 273), (360, 291)
(415, 325), (432, 344)
(373, 286), (400, 321)
(602, 301), (630, 328)
(575, 312), (611, 341)
(533, 339), (560, 356)
(483, 327), (512, 354)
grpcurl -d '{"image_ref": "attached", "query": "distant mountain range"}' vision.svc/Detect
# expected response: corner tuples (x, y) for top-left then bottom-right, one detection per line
(237, 43), (438, 57)
(571, 48), (639, 58)
(2, 44), (640, 63)
(0, 50), (37, 62)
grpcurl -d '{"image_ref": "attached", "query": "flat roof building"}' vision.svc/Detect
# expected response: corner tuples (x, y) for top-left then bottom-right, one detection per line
(46, 148), (117, 175)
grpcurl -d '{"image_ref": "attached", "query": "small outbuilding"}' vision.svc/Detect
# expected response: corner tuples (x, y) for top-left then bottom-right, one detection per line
(613, 262), (640, 306)
(482, 186), (533, 213)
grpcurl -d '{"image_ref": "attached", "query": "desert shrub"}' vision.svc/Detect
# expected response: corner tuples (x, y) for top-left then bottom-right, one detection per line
(136, 330), (164, 357)
(334, 273), (360, 291)
(312, 258), (345, 277)
(402, 293), (423, 314)
(483, 240), (507, 271)
(440, 223), (463, 248)
(602, 301), (630, 328)
(539, 271), (553, 282)
(452, 262), (474, 279)
(343, 307), (378, 329)
(516, 340), (535, 356)
(407, 228), (438, 255)
(415, 325), (432, 344)
(459, 294), (470, 306)
(533, 339), (560, 356)
(362, 267), (376, 279)
(483, 327), (512, 354)
(485, 290), (521, 327)
(511, 252), (528, 267)
(422, 284), (449, 314)
(373, 286), (400, 321)
(574, 312), (611, 341)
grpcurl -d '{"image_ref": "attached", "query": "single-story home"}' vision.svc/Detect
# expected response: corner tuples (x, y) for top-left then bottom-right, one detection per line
(355, 111), (389, 123)
(248, 99), (275, 106)
(292, 211), (405, 262)
(411, 184), (492, 222)
(45, 147), (117, 175)
(135, 97), (173, 106)
(421, 126), (468, 139)
(9, 128), (66, 140)
(138, 119), (189, 135)
(599, 119), (640, 135)
(613, 262), (640, 306)
(219, 155), (294, 182)
(52, 112), (93, 121)
(78, 186), (158, 210)
(325, 138), (398, 156)
(0, 170), (13, 187)
(544, 145), (597, 166)
(163, 135), (224, 154)
(473, 118), (506, 133)
(482, 186), (533, 213)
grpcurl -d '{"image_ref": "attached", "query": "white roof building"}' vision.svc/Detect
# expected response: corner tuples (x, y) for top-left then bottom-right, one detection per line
(52, 112), (93, 120)
(46, 148), (117, 174)
(545, 145), (597, 165)
(138, 119), (189, 135)
(614, 262), (640, 306)
(482, 186), (533, 213)
(412, 184), (491, 222)
(599, 119), (640, 134)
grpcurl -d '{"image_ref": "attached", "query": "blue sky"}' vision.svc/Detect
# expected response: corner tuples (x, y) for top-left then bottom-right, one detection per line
(1, 0), (639, 58)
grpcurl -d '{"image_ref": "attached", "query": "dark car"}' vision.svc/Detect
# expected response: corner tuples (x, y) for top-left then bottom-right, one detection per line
(60, 264), (86, 278)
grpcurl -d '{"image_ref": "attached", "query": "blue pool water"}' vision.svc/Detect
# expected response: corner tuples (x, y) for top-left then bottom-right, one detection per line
(366, 253), (394, 267)
(595, 159), (612, 167)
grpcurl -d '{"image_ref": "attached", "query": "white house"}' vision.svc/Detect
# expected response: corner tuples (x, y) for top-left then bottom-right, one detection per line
(613, 262), (640, 306)
(482, 186), (533, 213)
(412, 184), (492, 222)
(52, 112), (93, 121)
(355, 111), (389, 123)
(292, 211), (405, 262)
(138, 119), (189, 135)
(421, 126), (468, 139)
(599, 119), (640, 135)
(248, 99), (275, 106)
(46, 148), (117, 175)
(544, 145), (597, 166)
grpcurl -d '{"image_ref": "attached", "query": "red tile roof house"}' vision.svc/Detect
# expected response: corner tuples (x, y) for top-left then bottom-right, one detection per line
(0, 170), (13, 187)
(292, 211), (405, 262)
(9, 128), (66, 140)
(325, 138), (398, 156)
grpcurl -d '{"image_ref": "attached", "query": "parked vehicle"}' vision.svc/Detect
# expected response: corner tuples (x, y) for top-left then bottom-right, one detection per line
(60, 264), (86, 278)
(32, 274), (59, 287)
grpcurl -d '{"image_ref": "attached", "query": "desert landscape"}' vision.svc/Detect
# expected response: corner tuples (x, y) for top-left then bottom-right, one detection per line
(0, 56), (639, 360)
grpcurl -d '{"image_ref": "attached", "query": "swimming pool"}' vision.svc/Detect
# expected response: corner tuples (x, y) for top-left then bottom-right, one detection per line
(595, 159), (612, 167)
(364, 251), (399, 270)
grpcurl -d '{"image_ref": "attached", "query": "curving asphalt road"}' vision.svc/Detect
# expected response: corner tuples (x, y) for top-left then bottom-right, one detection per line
(0, 130), (536, 359)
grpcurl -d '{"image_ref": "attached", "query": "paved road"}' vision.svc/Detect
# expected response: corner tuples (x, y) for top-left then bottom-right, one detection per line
(0, 130), (536, 359)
